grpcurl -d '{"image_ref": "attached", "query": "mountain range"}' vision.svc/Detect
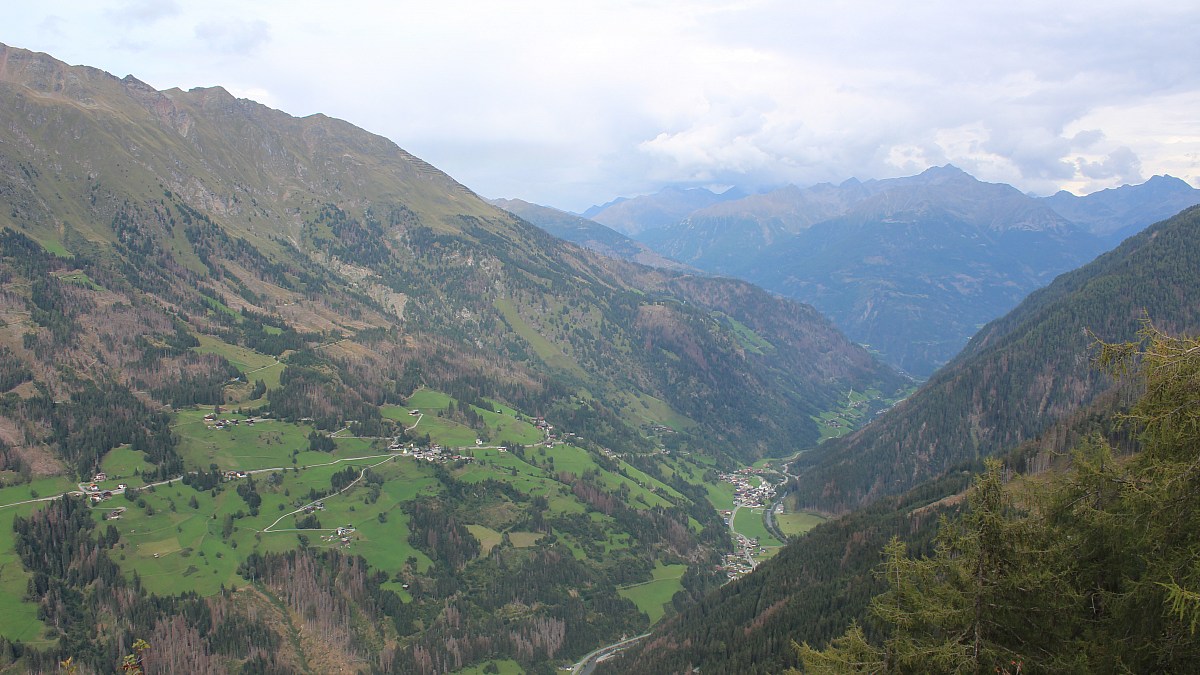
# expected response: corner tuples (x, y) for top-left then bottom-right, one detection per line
(577, 168), (1200, 376)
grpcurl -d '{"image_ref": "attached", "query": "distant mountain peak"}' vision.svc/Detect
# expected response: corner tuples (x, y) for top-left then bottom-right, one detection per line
(1143, 174), (1195, 191)
(1041, 174), (1200, 241)
(915, 163), (973, 183)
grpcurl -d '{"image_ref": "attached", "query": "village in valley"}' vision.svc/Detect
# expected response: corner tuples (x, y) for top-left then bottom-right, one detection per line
(715, 468), (785, 581)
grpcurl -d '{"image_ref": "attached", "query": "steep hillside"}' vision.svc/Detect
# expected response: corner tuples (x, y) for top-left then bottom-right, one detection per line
(792, 205), (1200, 513)
(0, 43), (900, 465)
(610, 339), (1150, 675)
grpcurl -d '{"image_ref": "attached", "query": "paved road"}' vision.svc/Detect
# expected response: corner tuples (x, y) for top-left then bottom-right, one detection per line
(762, 474), (790, 543)
(727, 504), (757, 568)
(572, 633), (651, 675)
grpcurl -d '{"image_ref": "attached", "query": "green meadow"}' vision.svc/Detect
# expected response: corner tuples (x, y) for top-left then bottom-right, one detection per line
(705, 481), (737, 512)
(733, 507), (783, 547)
(452, 659), (523, 675)
(776, 511), (827, 538)
(0, 476), (76, 504)
(0, 362), (787, 657)
(493, 298), (584, 376)
(99, 445), (153, 481)
(387, 388), (544, 447)
(618, 563), (688, 624)
(194, 334), (276, 372)
(0, 506), (48, 643)
(105, 454), (443, 597)
(620, 391), (696, 432)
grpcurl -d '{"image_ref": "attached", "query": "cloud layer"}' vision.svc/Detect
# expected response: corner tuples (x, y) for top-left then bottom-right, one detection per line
(8, 0), (1199, 210)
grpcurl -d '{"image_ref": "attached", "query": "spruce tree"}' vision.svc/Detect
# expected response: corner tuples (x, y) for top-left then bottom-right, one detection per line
(799, 323), (1200, 673)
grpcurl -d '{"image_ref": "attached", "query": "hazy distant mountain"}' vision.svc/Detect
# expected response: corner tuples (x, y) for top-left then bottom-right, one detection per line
(636, 166), (1103, 375)
(1041, 174), (1200, 245)
(489, 197), (688, 270)
(581, 195), (628, 219)
(747, 167), (1105, 375)
(584, 185), (743, 236)
(637, 180), (869, 268)
(595, 167), (1195, 377)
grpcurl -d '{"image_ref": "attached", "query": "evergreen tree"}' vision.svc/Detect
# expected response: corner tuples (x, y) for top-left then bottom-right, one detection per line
(799, 460), (1075, 673)
(799, 324), (1200, 673)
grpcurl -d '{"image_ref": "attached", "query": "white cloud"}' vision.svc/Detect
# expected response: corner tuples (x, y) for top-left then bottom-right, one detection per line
(105, 0), (180, 25)
(3, 1), (1198, 209)
(194, 19), (270, 56)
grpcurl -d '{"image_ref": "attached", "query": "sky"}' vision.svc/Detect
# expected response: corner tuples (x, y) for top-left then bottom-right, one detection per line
(6, 1), (1200, 212)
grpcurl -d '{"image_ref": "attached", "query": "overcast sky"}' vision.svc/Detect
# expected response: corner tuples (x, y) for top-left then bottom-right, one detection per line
(7, 1), (1199, 212)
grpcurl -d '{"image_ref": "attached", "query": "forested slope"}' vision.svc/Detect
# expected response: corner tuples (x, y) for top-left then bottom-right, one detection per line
(802, 327), (1200, 673)
(611, 381), (1143, 674)
(792, 205), (1200, 513)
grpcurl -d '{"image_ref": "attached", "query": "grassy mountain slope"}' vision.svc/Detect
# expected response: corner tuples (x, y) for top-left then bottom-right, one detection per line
(0, 42), (901, 465)
(792, 205), (1200, 513)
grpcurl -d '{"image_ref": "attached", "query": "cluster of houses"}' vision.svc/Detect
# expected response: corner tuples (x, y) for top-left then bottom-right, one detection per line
(718, 542), (759, 580)
(321, 525), (357, 548)
(101, 507), (127, 520)
(203, 413), (258, 430)
(83, 472), (128, 504)
(720, 469), (777, 509)
(398, 444), (475, 465)
(301, 501), (327, 515)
